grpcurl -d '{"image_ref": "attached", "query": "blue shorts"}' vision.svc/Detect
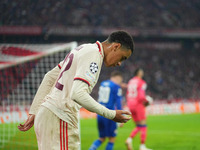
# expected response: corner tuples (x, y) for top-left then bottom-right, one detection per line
(97, 115), (117, 138)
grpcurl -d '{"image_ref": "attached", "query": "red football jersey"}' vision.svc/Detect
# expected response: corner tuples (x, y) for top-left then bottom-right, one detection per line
(126, 76), (147, 106)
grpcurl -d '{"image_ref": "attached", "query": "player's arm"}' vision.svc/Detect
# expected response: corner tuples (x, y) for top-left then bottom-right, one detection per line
(138, 83), (147, 102)
(18, 63), (62, 131)
(70, 80), (131, 123)
(139, 83), (153, 106)
(29, 64), (62, 115)
(120, 82), (127, 89)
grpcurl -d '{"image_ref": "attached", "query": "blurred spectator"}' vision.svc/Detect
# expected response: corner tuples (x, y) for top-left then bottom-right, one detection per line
(1, 0), (200, 101)
(1, 0), (200, 28)
(96, 47), (200, 100)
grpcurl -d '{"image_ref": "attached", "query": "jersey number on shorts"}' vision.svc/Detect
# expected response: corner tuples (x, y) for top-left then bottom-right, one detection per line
(55, 53), (74, 90)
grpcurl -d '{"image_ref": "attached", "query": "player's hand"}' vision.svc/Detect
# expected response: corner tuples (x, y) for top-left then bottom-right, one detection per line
(144, 95), (153, 106)
(113, 110), (131, 123)
(18, 114), (35, 132)
(146, 95), (153, 103)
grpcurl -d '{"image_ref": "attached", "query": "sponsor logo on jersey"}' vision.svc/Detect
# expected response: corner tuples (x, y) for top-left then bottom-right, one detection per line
(85, 71), (95, 82)
(90, 62), (98, 74)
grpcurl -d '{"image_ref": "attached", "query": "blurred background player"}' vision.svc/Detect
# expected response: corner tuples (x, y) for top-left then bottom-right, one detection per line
(89, 71), (124, 150)
(125, 68), (153, 150)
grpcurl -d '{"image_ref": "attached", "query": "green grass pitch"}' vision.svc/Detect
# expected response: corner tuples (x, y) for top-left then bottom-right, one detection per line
(1, 113), (200, 150)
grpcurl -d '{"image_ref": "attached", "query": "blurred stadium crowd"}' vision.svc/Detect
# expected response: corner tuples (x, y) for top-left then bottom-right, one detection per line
(1, 0), (200, 28)
(100, 47), (200, 100)
(0, 0), (200, 101)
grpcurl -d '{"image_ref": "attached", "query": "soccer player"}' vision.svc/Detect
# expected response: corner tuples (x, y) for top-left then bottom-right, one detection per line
(89, 71), (124, 150)
(18, 31), (134, 150)
(125, 68), (153, 150)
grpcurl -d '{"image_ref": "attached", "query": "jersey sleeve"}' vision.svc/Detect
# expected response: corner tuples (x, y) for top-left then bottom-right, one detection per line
(74, 48), (101, 87)
(115, 87), (123, 110)
(70, 80), (116, 120)
(29, 65), (61, 114)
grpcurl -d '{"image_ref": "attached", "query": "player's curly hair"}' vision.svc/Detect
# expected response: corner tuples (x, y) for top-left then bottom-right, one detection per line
(107, 31), (134, 53)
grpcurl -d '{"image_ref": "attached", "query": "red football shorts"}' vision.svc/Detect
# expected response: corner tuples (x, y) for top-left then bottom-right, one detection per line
(129, 104), (146, 122)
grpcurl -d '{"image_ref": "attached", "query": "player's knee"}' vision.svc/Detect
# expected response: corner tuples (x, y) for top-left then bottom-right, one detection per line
(99, 137), (106, 142)
(108, 137), (116, 143)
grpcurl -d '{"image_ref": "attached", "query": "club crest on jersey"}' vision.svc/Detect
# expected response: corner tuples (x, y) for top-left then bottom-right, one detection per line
(90, 62), (98, 74)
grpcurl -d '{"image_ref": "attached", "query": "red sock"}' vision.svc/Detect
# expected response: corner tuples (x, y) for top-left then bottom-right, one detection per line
(140, 126), (147, 144)
(130, 126), (140, 138)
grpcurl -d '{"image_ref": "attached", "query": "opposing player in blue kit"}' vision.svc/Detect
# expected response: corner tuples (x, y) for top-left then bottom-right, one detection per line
(89, 71), (124, 150)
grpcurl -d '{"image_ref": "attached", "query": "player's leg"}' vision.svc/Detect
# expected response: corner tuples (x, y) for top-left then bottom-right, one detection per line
(130, 124), (141, 138)
(135, 106), (152, 150)
(106, 137), (115, 150)
(125, 107), (138, 150)
(89, 138), (105, 150)
(125, 105), (143, 150)
(138, 123), (147, 145)
(65, 119), (80, 150)
(126, 123), (141, 150)
(34, 106), (80, 150)
(105, 119), (117, 150)
(138, 122), (152, 150)
(138, 123), (152, 150)
(89, 116), (106, 150)
(34, 106), (61, 150)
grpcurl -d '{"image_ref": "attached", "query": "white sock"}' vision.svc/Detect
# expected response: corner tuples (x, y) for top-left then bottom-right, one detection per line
(140, 144), (146, 148)
(127, 137), (132, 143)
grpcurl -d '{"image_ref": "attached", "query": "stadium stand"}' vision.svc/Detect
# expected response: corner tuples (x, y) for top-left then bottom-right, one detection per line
(0, 0), (199, 100)
(0, 1), (199, 149)
(1, 0), (200, 28)
(99, 46), (200, 100)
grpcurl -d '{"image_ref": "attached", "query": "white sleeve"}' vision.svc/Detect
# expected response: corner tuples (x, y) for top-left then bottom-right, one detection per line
(70, 80), (116, 120)
(74, 47), (101, 87)
(29, 65), (60, 115)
